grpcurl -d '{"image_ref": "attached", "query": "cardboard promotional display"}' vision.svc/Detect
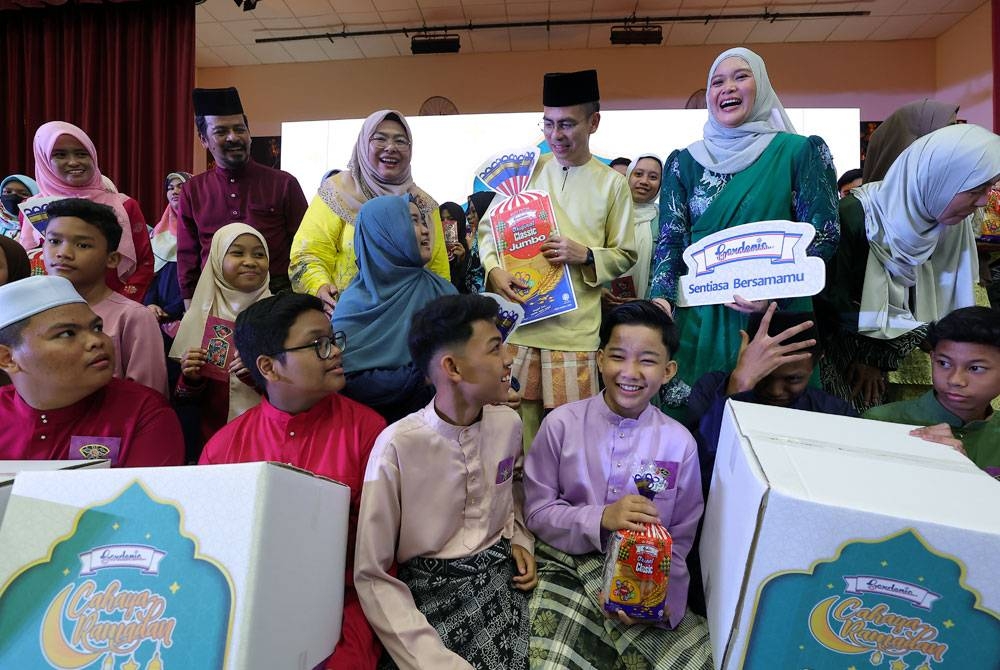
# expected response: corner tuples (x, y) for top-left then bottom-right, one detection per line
(477, 148), (578, 325)
(676, 220), (826, 307)
(18, 195), (66, 238)
(0, 461), (109, 528)
(482, 292), (525, 343)
(0, 462), (351, 670)
(701, 401), (1000, 670)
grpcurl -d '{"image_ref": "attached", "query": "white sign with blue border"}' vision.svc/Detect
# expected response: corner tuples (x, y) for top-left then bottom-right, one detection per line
(677, 220), (826, 307)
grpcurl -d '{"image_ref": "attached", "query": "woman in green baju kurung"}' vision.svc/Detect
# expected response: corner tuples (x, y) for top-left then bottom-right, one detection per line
(648, 47), (839, 412)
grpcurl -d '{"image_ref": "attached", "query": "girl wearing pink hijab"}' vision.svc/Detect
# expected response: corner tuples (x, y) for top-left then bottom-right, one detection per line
(19, 121), (154, 301)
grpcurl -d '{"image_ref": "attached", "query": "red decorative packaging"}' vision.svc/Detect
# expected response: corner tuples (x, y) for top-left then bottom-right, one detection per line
(978, 186), (1000, 242)
(199, 316), (237, 382)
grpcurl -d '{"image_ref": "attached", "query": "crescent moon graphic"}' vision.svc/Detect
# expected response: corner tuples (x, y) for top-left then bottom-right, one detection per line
(40, 583), (104, 669)
(808, 596), (872, 655)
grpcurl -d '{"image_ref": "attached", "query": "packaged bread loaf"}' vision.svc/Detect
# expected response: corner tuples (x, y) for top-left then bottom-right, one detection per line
(601, 464), (673, 621)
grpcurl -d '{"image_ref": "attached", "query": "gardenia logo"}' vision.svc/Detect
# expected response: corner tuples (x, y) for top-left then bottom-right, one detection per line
(713, 237), (773, 262)
(693, 231), (800, 275)
(843, 575), (941, 610)
(79, 545), (167, 576)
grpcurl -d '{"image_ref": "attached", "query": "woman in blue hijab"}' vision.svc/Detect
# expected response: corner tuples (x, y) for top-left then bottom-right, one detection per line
(1, 174), (40, 239)
(334, 194), (456, 421)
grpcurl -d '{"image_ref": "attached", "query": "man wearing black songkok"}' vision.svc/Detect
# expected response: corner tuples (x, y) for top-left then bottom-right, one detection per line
(177, 87), (307, 299)
(478, 69), (637, 448)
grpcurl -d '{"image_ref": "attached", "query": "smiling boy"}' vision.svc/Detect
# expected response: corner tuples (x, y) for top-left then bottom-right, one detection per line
(523, 301), (709, 669)
(864, 306), (1000, 476)
(354, 294), (535, 670)
(199, 292), (387, 669)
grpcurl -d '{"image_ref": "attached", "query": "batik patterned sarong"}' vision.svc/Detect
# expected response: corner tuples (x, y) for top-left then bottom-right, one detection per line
(528, 541), (713, 670)
(381, 538), (529, 670)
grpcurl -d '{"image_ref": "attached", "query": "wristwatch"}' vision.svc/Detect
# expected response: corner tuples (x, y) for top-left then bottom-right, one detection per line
(585, 248), (595, 266)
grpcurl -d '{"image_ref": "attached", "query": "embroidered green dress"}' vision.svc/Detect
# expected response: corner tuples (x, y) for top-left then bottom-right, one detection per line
(649, 133), (839, 397)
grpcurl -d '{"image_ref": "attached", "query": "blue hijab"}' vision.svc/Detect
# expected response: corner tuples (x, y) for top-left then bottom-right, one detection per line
(334, 194), (456, 372)
(0, 174), (40, 236)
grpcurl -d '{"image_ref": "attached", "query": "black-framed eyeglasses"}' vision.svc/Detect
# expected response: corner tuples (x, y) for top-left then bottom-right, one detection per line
(275, 331), (346, 360)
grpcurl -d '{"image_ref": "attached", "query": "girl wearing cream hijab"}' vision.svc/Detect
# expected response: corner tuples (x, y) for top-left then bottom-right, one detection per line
(170, 223), (271, 446)
(625, 153), (662, 299)
(604, 154), (662, 303)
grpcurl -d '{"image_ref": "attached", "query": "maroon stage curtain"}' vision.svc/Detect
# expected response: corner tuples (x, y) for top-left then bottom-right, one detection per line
(0, 0), (195, 226)
(0, 0), (137, 8)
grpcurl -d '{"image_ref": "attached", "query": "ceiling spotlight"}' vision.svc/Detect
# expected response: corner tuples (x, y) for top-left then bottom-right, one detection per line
(233, 0), (259, 11)
(610, 22), (662, 45)
(411, 33), (461, 55)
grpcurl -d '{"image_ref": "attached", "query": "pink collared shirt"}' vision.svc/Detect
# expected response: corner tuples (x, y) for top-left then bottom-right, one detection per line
(0, 378), (183, 467)
(200, 393), (387, 670)
(92, 292), (168, 396)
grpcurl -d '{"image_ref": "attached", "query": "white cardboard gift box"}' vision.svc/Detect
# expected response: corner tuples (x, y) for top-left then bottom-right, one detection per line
(0, 459), (109, 527)
(701, 400), (1000, 670)
(0, 461), (350, 670)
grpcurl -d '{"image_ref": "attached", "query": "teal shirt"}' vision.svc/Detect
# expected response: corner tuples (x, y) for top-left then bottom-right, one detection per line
(864, 390), (1000, 473)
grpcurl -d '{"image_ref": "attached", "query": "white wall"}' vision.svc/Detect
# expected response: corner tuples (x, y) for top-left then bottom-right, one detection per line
(282, 108), (861, 203)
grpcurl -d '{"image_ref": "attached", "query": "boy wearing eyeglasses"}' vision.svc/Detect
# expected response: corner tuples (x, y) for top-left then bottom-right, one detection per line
(199, 291), (387, 670)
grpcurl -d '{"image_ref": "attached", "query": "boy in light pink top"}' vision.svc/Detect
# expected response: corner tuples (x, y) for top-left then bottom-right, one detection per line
(42, 198), (167, 396)
(354, 294), (536, 670)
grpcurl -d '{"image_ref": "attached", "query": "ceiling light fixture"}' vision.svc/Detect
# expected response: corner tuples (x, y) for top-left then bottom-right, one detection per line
(256, 10), (870, 47)
(610, 20), (662, 45)
(411, 33), (461, 55)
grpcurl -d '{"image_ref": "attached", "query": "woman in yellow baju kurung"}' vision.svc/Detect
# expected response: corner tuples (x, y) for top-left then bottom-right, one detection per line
(289, 110), (448, 309)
